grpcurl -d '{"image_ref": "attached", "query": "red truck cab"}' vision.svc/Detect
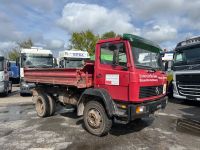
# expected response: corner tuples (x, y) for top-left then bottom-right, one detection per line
(25, 34), (168, 136)
(78, 34), (167, 134)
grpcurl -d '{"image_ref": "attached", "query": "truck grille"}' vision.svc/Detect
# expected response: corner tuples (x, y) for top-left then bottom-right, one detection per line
(139, 85), (163, 98)
(176, 74), (200, 84)
(176, 74), (200, 97)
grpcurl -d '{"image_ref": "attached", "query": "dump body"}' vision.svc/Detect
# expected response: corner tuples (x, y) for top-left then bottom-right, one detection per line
(24, 62), (94, 88)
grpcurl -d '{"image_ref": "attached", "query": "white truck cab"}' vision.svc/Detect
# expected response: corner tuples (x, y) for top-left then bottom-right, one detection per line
(58, 50), (90, 68)
(0, 56), (12, 96)
(173, 36), (200, 101)
(20, 47), (53, 96)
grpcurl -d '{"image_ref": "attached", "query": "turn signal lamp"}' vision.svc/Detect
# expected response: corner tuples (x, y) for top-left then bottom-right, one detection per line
(136, 106), (145, 114)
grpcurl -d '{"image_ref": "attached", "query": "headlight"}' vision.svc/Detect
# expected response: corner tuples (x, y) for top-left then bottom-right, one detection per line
(163, 84), (167, 94)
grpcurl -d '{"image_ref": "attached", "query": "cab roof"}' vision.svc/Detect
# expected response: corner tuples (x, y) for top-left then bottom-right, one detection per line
(175, 35), (200, 50)
(97, 34), (162, 53)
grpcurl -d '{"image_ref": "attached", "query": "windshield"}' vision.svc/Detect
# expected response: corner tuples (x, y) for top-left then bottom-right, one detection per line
(132, 47), (161, 70)
(0, 59), (3, 71)
(174, 46), (200, 66)
(21, 54), (53, 68)
(64, 59), (84, 68)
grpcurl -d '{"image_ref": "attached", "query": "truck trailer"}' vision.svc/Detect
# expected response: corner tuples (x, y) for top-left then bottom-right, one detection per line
(24, 34), (168, 136)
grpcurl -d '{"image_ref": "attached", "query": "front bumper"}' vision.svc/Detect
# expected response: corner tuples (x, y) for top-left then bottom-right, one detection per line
(114, 96), (168, 123)
(128, 96), (168, 121)
(20, 82), (35, 94)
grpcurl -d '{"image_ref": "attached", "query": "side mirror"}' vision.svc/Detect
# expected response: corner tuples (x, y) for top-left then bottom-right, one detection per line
(7, 62), (11, 68)
(171, 61), (174, 71)
(164, 62), (168, 71)
(113, 49), (119, 65)
(16, 57), (20, 66)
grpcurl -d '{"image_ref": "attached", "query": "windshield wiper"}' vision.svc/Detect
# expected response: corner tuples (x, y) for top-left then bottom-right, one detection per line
(36, 64), (52, 68)
(135, 64), (157, 72)
(186, 64), (200, 70)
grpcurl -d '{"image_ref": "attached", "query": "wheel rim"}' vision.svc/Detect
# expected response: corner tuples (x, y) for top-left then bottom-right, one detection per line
(36, 98), (44, 115)
(87, 108), (102, 129)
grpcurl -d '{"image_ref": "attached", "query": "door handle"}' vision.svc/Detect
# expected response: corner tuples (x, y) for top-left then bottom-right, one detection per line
(96, 74), (102, 78)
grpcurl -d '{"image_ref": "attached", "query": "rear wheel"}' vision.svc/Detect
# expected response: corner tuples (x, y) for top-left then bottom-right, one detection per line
(35, 94), (50, 117)
(83, 101), (112, 136)
(47, 94), (56, 116)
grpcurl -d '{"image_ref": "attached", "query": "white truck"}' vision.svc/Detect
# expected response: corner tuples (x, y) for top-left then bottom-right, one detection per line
(19, 47), (53, 96)
(0, 55), (12, 96)
(173, 36), (200, 101)
(58, 50), (90, 68)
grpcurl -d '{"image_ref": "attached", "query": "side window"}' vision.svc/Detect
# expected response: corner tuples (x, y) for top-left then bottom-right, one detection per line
(100, 42), (127, 66)
(175, 53), (183, 62)
(118, 43), (127, 66)
(100, 43), (114, 65)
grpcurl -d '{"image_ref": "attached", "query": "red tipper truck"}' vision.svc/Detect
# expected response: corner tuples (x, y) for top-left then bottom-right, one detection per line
(24, 34), (168, 136)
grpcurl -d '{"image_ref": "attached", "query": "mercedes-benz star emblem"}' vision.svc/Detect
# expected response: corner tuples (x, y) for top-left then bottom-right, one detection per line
(155, 87), (159, 95)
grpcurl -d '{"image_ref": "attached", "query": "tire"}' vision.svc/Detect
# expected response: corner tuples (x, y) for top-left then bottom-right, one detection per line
(83, 101), (112, 136)
(35, 94), (50, 117)
(2, 86), (9, 96)
(20, 92), (26, 97)
(167, 82), (173, 98)
(9, 83), (12, 93)
(47, 94), (56, 116)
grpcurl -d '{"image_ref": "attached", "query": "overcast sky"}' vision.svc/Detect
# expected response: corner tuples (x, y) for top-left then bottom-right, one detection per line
(0, 0), (200, 54)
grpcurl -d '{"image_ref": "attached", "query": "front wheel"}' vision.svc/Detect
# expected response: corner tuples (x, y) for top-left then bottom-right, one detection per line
(83, 101), (112, 136)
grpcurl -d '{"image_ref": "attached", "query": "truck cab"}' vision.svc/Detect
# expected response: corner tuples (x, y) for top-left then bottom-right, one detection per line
(9, 61), (20, 84)
(173, 36), (200, 101)
(93, 34), (167, 104)
(58, 50), (90, 68)
(20, 47), (53, 96)
(0, 56), (12, 96)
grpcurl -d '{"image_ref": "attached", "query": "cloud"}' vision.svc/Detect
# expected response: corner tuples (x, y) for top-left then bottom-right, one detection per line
(23, 0), (54, 12)
(120, 0), (200, 30)
(144, 24), (177, 43)
(57, 3), (140, 35)
(0, 12), (23, 42)
(0, 41), (17, 51)
(46, 39), (64, 50)
(0, 41), (18, 56)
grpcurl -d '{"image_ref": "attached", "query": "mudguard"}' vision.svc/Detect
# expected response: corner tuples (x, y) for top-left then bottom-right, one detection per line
(77, 88), (116, 117)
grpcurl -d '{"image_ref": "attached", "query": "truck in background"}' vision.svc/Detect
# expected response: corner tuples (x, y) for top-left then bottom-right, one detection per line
(24, 34), (168, 136)
(173, 36), (200, 101)
(58, 50), (90, 68)
(161, 51), (174, 97)
(0, 56), (12, 96)
(19, 47), (54, 96)
(9, 61), (20, 84)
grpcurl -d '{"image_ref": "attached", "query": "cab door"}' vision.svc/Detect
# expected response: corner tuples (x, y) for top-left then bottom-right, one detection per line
(95, 41), (130, 101)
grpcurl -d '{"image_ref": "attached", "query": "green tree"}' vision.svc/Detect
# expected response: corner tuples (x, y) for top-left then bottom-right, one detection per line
(8, 48), (20, 61)
(8, 39), (33, 61)
(101, 31), (117, 39)
(17, 38), (33, 49)
(70, 30), (99, 55)
(70, 31), (119, 55)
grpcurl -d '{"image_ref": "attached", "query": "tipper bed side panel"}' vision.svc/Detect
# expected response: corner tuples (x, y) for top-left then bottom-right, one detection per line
(24, 66), (93, 88)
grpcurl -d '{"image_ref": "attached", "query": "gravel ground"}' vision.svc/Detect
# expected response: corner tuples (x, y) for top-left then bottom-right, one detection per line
(0, 87), (199, 150)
